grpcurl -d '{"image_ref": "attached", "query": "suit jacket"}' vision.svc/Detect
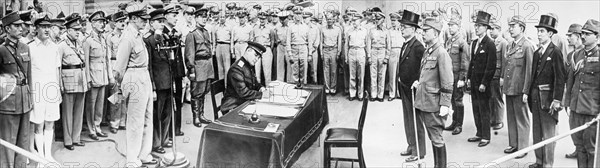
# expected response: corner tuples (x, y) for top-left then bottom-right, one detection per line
(414, 42), (454, 112)
(184, 27), (215, 81)
(0, 38), (33, 114)
(564, 45), (598, 115)
(396, 36), (425, 89)
(467, 35), (496, 87)
(527, 42), (566, 120)
(221, 57), (263, 112)
(144, 31), (172, 90)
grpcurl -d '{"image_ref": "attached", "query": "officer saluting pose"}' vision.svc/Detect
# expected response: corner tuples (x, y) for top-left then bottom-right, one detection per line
(564, 19), (600, 168)
(184, 7), (214, 127)
(0, 12), (33, 168)
(411, 17), (454, 168)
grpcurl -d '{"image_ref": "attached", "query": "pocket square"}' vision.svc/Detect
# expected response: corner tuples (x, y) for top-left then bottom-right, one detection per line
(480, 50), (485, 53)
(546, 57), (552, 61)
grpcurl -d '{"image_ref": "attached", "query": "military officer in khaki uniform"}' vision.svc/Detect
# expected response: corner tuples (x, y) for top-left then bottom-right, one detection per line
(0, 12), (33, 168)
(367, 12), (389, 102)
(59, 16), (91, 148)
(320, 12), (342, 94)
(345, 13), (368, 101)
(563, 23), (584, 159)
(411, 18), (454, 167)
(185, 7), (214, 127)
(387, 12), (403, 101)
(107, 11), (128, 134)
(274, 11), (291, 81)
(232, 10), (253, 60)
(83, 11), (112, 139)
(114, 8), (157, 167)
(443, 14), (470, 135)
(286, 6), (309, 85)
(213, 12), (234, 80)
(307, 12), (321, 84)
(252, 12), (275, 84)
(564, 19), (600, 168)
(488, 17), (507, 131)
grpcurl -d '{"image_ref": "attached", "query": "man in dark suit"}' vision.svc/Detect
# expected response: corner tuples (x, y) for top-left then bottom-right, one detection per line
(145, 8), (172, 154)
(466, 11), (496, 147)
(564, 18), (599, 168)
(525, 14), (567, 168)
(221, 42), (271, 113)
(164, 4), (188, 134)
(396, 10), (426, 162)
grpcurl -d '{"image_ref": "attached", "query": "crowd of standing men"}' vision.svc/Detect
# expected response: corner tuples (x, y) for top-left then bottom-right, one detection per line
(0, 0), (599, 168)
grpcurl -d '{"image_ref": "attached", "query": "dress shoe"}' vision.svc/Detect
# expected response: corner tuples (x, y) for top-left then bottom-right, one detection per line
(528, 163), (542, 168)
(478, 140), (490, 147)
(73, 142), (85, 146)
(141, 158), (158, 165)
(404, 155), (425, 162)
(444, 123), (456, 131)
(96, 132), (108, 138)
(452, 126), (462, 135)
(348, 97), (355, 101)
(358, 98), (363, 101)
(492, 123), (504, 130)
(369, 98), (376, 102)
(199, 113), (213, 124)
(400, 150), (412, 156)
(89, 134), (99, 140)
(378, 98), (384, 102)
(175, 130), (184, 136)
(110, 128), (118, 134)
(565, 150), (577, 158)
(388, 97), (395, 101)
(163, 141), (173, 148)
(64, 145), (74, 150)
(515, 152), (528, 159)
(467, 137), (482, 142)
(504, 146), (518, 154)
(152, 147), (166, 154)
(118, 126), (126, 130)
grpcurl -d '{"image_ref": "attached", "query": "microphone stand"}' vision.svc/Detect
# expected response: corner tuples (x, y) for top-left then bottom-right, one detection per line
(295, 52), (303, 89)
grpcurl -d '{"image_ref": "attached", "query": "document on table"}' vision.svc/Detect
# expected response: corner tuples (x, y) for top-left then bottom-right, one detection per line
(241, 103), (300, 119)
(257, 81), (311, 106)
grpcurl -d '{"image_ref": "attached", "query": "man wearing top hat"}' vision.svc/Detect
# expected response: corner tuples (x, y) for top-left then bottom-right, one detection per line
(59, 15), (91, 150)
(163, 3), (188, 136)
(396, 10), (426, 162)
(286, 6), (309, 85)
(0, 11), (33, 168)
(564, 19), (600, 168)
(83, 10), (112, 140)
(412, 17), (453, 168)
(114, 7), (157, 167)
(232, 10), (254, 61)
(143, 8), (172, 154)
(344, 13), (368, 101)
(320, 12), (342, 95)
(107, 11), (128, 134)
(501, 15), (534, 158)
(184, 7), (215, 128)
(367, 11), (389, 102)
(252, 11), (275, 84)
(221, 41), (272, 113)
(466, 11), (497, 147)
(442, 13), (470, 135)
(525, 14), (566, 168)
(386, 11), (403, 102)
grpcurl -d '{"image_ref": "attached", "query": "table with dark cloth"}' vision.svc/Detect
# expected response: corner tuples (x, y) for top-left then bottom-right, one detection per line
(197, 85), (329, 168)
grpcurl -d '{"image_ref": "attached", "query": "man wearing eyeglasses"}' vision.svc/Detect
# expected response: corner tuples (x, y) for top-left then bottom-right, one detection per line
(221, 41), (271, 113)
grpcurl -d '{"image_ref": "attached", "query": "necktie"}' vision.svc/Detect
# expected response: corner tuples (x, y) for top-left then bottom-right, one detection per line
(400, 42), (408, 58)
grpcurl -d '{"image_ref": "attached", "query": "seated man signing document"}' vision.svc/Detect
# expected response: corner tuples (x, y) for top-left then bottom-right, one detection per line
(221, 41), (271, 113)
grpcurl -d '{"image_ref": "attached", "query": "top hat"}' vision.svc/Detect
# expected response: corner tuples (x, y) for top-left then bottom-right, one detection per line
(473, 11), (491, 28)
(535, 15), (558, 34)
(399, 10), (420, 28)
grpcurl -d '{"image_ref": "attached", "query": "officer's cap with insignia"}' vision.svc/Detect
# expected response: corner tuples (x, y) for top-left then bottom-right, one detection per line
(566, 24), (583, 36)
(19, 10), (33, 25)
(89, 11), (106, 22)
(34, 15), (52, 26)
(373, 12), (385, 20)
(112, 11), (127, 22)
(447, 14), (461, 26)
(184, 6), (196, 15)
(247, 41), (267, 56)
(149, 8), (166, 21)
(253, 4), (262, 10)
(489, 16), (501, 29)
(582, 19), (600, 35)
(292, 6), (303, 15)
(225, 2), (237, 10)
(195, 7), (209, 17)
(257, 11), (268, 19)
(2, 11), (24, 26)
(209, 6), (220, 15)
(126, 5), (151, 20)
(422, 17), (443, 33)
(508, 15), (526, 27)
(389, 12), (401, 20)
(164, 3), (181, 14)
(49, 17), (66, 28)
(237, 10), (249, 18)
(64, 14), (82, 30)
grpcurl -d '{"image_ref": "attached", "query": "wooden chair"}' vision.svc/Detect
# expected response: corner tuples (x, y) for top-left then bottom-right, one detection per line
(323, 91), (368, 168)
(210, 79), (226, 120)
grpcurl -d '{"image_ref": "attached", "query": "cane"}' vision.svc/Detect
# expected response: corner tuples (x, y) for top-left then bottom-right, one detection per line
(410, 86), (423, 168)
